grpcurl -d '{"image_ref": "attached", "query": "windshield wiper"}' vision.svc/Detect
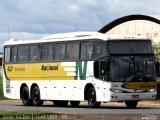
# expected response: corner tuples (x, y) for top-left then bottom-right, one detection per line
(125, 75), (134, 82)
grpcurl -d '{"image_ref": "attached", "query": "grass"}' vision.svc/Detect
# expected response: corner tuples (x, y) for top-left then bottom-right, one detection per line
(0, 110), (57, 120)
(0, 76), (8, 100)
(154, 99), (160, 103)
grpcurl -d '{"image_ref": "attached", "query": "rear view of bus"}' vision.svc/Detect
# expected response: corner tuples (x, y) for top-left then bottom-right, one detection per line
(95, 38), (157, 108)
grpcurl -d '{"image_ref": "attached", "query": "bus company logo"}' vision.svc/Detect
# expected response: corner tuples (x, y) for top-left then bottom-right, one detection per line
(140, 85), (156, 88)
(41, 64), (58, 71)
(7, 66), (13, 72)
(121, 82), (157, 91)
(75, 61), (87, 80)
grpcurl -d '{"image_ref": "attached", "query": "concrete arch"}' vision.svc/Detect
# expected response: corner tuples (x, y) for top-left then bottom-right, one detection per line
(99, 14), (160, 33)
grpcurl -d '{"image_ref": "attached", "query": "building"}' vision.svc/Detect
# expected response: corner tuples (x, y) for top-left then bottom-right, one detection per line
(106, 15), (160, 43)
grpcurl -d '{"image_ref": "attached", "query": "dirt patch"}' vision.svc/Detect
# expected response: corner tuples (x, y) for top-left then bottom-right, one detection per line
(138, 100), (160, 107)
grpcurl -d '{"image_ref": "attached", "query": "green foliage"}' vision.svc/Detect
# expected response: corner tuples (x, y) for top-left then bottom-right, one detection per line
(0, 76), (7, 100)
(153, 43), (160, 60)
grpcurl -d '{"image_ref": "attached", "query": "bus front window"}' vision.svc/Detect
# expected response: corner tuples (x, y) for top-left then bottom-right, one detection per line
(110, 56), (156, 82)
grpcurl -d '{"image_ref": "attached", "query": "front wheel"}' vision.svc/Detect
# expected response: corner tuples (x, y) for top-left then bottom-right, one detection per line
(125, 101), (138, 108)
(31, 86), (43, 106)
(87, 87), (101, 108)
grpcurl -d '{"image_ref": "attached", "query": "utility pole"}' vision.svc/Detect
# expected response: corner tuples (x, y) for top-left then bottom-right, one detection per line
(8, 26), (10, 40)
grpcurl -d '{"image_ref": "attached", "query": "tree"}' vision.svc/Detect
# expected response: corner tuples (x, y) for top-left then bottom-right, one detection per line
(153, 42), (160, 60)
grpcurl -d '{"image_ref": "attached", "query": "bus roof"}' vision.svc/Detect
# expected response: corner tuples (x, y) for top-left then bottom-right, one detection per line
(3, 32), (151, 46)
(106, 34), (149, 40)
(4, 32), (107, 46)
(44, 32), (104, 40)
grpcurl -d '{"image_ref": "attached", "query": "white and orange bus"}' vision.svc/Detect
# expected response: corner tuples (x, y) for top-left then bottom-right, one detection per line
(3, 32), (157, 108)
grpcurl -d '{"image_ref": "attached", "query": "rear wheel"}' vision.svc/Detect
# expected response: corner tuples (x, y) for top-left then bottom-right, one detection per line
(70, 101), (80, 107)
(21, 86), (32, 106)
(31, 86), (43, 106)
(87, 87), (101, 108)
(53, 100), (68, 107)
(125, 101), (138, 108)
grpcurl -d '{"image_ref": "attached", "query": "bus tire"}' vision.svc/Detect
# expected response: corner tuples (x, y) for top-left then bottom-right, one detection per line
(31, 86), (43, 106)
(87, 87), (101, 108)
(125, 101), (138, 108)
(53, 100), (68, 107)
(70, 101), (80, 107)
(21, 86), (32, 106)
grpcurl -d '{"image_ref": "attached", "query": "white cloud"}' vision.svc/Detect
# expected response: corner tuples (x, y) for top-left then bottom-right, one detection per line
(69, 4), (80, 12)
(0, 0), (160, 51)
(0, 31), (49, 51)
(84, 0), (98, 6)
(9, 32), (49, 40)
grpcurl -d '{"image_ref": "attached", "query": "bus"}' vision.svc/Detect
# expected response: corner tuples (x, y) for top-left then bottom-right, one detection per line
(3, 32), (157, 108)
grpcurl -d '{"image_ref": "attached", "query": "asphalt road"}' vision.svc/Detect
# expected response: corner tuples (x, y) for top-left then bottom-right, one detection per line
(0, 100), (160, 115)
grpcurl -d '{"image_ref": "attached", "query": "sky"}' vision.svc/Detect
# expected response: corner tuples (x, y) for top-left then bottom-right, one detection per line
(1, 0), (160, 51)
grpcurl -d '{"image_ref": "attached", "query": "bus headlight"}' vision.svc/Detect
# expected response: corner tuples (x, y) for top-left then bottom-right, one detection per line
(147, 89), (156, 92)
(110, 88), (123, 93)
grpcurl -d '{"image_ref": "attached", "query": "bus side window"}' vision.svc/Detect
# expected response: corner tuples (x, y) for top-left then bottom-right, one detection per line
(42, 44), (53, 61)
(29, 45), (40, 61)
(11, 47), (17, 62)
(4, 47), (11, 63)
(17, 46), (29, 62)
(100, 61), (107, 76)
(94, 41), (106, 59)
(94, 60), (109, 81)
(100, 61), (109, 81)
(53, 43), (66, 60)
(67, 42), (79, 60)
(80, 42), (93, 60)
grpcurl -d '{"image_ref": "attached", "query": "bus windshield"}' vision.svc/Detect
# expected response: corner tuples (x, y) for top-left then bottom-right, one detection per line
(110, 56), (156, 82)
(108, 40), (152, 54)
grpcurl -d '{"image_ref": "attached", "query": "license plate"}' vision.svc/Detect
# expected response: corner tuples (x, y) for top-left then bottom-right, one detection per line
(132, 95), (139, 98)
